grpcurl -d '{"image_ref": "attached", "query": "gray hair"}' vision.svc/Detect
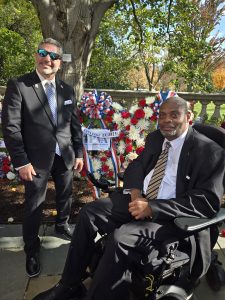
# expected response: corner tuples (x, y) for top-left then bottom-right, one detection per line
(37, 38), (63, 56)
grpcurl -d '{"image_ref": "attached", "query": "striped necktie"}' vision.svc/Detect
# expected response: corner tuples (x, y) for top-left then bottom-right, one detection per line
(146, 141), (171, 201)
(45, 82), (57, 124)
(45, 82), (61, 156)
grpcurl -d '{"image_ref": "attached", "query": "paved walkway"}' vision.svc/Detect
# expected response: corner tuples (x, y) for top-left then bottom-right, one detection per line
(0, 223), (225, 300)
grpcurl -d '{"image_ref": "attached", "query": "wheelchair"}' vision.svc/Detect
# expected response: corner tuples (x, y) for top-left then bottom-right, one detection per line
(85, 123), (225, 300)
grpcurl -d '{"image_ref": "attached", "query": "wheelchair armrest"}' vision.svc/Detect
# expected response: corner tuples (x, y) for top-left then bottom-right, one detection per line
(174, 208), (225, 232)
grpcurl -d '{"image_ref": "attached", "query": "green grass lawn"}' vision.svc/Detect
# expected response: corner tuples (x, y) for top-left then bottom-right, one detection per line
(194, 101), (225, 119)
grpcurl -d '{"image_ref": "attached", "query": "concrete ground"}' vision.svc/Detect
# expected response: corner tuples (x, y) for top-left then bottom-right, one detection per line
(0, 223), (225, 300)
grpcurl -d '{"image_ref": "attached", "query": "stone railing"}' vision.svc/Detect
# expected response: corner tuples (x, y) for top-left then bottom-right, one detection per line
(1, 86), (225, 119)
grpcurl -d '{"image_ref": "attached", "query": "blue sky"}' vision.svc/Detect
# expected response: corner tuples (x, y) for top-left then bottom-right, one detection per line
(214, 15), (225, 36)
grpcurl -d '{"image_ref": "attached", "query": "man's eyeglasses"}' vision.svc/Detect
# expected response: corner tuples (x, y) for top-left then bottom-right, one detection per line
(37, 49), (62, 61)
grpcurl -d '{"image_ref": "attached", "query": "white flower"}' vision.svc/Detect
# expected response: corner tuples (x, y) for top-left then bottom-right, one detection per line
(128, 126), (140, 140)
(129, 104), (139, 114)
(136, 138), (145, 147)
(126, 152), (138, 161)
(136, 118), (150, 131)
(8, 217), (14, 223)
(113, 113), (123, 125)
(92, 158), (101, 171)
(105, 159), (113, 169)
(122, 118), (131, 127)
(146, 96), (155, 104)
(117, 141), (126, 154)
(93, 171), (101, 180)
(6, 171), (16, 180)
(112, 102), (123, 111)
(143, 107), (153, 118)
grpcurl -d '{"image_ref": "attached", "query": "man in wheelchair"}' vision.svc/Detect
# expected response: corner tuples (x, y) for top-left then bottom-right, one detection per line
(33, 96), (225, 300)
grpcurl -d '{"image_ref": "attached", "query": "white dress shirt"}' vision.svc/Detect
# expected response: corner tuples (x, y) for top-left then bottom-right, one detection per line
(143, 128), (188, 199)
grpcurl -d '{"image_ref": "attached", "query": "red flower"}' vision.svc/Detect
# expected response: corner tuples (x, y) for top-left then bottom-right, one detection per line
(114, 123), (118, 130)
(136, 146), (145, 155)
(2, 164), (11, 173)
(150, 114), (158, 122)
(125, 144), (133, 153)
(2, 157), (10, 164)
(134, 109), (145, 119)
(125, 137), (132, 144)
(105, 151), (112, 157)
(125, 125), (130, 131)
(100, 157), (107, 162)
(120, 154), (125, 163)
(131, 117), (138, 125)
(121, 111), (130, 119)
(79, 116), (83, 123)
(105, 115), (113, 123)
(119, 132), (125, 140)
(102, 164), (109, 172)
(107, 110), (114, 116)
(139, 99), (146, 107)
(107, 171), (114, 178)
(150, 103), (154, 109)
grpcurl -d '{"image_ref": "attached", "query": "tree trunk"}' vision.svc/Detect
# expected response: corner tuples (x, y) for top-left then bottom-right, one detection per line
(31, 0), (117, 100)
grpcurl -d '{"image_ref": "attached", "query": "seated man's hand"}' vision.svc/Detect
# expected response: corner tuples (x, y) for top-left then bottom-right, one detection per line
(128, 199), (152, 220)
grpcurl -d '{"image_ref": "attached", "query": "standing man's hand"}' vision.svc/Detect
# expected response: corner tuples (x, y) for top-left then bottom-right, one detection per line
(18, 164), (36, 181)
(74, 158), (84, 173)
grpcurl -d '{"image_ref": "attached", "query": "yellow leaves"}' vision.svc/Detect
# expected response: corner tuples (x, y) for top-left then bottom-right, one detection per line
(212, 68), (225, 90)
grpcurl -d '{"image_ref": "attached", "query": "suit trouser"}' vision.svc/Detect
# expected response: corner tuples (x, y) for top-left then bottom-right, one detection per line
(23, 154), (73, 256)
(61, 192), (191, 300)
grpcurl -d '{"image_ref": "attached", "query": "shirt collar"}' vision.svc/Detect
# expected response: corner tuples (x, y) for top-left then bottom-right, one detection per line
(36, 69), (56, 89)
(163, 127), (189, 150)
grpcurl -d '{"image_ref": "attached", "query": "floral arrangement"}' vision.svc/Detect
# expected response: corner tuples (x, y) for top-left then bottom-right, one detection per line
(113, 97), (157, 169)
(78, 91), (119, 189)
(0, 152), (17, 180)
(80, 150), (115, 181)
(79, 90), (115, 129)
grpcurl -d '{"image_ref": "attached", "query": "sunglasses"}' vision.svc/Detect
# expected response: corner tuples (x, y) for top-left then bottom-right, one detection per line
(37, 49), (62, 60)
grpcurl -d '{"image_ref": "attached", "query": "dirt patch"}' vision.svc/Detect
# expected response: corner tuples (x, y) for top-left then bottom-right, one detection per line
(0, 177), (224, 224)
(0, 177), (98, 224)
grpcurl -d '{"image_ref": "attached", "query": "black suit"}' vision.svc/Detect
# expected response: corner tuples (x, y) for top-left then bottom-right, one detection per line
(58, 127), (225, 300)
(2, 71), (83, 255)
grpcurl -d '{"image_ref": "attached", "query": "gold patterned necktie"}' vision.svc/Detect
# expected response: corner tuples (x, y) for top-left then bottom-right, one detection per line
(146, 141), (171, 201)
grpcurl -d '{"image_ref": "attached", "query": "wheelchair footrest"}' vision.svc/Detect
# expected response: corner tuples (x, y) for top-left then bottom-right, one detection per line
(156, 284), (193, 300)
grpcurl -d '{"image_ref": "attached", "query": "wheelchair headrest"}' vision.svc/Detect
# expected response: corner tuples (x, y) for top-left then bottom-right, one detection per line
(193, 123), (225, 150)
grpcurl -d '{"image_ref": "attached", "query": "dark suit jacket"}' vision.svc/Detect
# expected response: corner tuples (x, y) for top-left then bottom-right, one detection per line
(2, 71), (83, 171)
(122, 127), (225, 279)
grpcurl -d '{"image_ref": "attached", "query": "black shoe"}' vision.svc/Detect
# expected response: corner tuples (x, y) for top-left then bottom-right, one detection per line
(55, 224), (73, 240)
(26, 253), (40, 277)
(32, 281), (86, 300)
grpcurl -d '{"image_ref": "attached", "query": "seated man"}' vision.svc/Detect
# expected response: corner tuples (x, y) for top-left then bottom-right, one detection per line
(33, 97), (225, 300)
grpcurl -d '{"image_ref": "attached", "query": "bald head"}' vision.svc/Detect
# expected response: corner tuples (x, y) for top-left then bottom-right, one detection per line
(160, 96), (189, 113)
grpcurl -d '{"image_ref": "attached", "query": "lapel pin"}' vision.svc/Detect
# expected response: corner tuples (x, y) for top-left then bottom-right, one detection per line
(186, 175), (190, 180)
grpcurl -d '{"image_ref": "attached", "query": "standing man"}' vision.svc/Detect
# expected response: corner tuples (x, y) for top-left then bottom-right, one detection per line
(2, 38), (83, 277)
(33, 96), (225, 300)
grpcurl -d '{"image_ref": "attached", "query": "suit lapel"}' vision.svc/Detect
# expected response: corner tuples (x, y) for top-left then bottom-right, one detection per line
(176, 127), (195, 194)
(31, 71), (56, 127)
(55, 78), (64, 126)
